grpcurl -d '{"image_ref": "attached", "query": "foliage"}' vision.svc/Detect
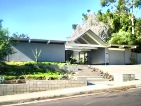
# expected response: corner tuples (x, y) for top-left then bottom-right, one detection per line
(69, 55), (77, 64)
(97, 0), (141, 46)
(0, 21), (15, 61)
(0, 62), (72, 80)
(100, 0), (141, 12)
(109, 30), (137, 45)
(130, 54), (136, 64)
(82, 13), (88, 20)
(12, 33), (29, 38)
(72, 24), (78, 30)
(32, 48), (42, 64)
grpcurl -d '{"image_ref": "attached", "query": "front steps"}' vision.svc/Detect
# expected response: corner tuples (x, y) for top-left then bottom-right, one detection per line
(74, 65), (109, 84)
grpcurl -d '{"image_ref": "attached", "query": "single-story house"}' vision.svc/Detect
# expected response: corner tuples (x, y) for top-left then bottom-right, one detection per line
(7, 29), (141, 65)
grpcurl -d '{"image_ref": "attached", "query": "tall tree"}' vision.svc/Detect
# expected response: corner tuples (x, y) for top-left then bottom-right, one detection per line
(100, 0), (141, 34)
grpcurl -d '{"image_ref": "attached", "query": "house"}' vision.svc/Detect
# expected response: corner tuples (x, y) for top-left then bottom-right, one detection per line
(65, 29), (139, 65)
(7, 30), (140, 65)
(7, 38), (66, 62)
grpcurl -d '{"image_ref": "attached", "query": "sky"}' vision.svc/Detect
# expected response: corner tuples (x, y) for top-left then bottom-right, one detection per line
(0, 0), (102, 40)
(0, 0), (140, 41)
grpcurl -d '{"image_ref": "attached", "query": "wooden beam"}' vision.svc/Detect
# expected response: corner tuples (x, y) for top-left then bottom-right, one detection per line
(81, 36), (90, 44)
(86, 32), (101, 45)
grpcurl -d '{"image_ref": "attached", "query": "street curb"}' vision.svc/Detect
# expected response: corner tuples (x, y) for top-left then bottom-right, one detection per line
(0, 84), (140, 106)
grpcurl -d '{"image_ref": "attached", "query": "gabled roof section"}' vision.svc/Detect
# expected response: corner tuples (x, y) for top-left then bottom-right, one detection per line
(71, 29), (107, 46)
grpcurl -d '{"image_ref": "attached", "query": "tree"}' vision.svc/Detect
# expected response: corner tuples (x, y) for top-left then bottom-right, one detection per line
(0, 20), (15, 61)
(100, 0), (141, 34)
(97, 0), (141, 45)
(12, 32), (29, 38)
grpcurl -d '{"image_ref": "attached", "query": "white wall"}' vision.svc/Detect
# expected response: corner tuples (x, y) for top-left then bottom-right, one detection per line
(108, 48), (125, 65)
(8, 42), (65, 62)
(89, 48), (105, 64)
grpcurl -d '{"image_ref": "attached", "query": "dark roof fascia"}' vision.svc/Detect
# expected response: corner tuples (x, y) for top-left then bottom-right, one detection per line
(12, 38), (66, 44)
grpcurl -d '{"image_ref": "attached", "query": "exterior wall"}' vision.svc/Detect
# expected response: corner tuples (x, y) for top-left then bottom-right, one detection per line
(108, 49), (125, 65)
(132, 52), (141, 64)
(137, 53), (141, 64)
(0, 80), (87, 96)
(105, 48), (109, 64)
(105, 48), (131, 65)
(8, 42), (65, 62)
(125, 49), (131, 64)
(89, 48), (105, 65)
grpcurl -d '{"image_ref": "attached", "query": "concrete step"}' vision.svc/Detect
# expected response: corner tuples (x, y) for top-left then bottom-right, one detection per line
(87, 79), (109, 82)
(76, 72), (101, 76)
(78, 69), (92, 71)
(75, 65), (110, 83)
(75, 76), (103, 78)
(87, 77), (106, 80)
(77, 71), (101, 74)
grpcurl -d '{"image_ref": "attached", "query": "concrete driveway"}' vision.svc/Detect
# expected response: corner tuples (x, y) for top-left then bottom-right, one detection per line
(91, 65), (141, 80)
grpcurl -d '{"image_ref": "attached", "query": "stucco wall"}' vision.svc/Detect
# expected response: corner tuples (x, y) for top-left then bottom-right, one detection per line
(8, 42), (65, 62)
(89, 48), (105, 65)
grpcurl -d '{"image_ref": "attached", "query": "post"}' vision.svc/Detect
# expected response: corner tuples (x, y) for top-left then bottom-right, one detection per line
(105, 48), (106, 65)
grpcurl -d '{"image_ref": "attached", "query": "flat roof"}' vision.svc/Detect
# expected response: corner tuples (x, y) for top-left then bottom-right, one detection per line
(13, 38), (66, 44)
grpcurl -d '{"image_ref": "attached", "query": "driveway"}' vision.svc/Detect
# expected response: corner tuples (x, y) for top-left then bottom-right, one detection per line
(91, 65), (141, 80)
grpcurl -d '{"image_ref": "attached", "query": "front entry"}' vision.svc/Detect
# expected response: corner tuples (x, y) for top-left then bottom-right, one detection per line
(73, 51), (88, 64)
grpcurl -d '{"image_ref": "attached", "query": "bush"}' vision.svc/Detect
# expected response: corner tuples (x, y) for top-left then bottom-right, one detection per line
(4, 76), (17, 80)
(2, 62), (74, 80)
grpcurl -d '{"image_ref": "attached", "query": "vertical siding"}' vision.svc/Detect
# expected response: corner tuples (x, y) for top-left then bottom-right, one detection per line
(8, 42), (65, 62)
(89, 48), (105, 64)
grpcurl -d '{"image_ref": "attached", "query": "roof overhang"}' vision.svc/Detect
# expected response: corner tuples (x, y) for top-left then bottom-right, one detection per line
(69, 29), (138, 50)
(13, 38), (66, 44)
(65, 43), (138, 51)
(65, 43), (107, 51)
(109, 44), (138, 49)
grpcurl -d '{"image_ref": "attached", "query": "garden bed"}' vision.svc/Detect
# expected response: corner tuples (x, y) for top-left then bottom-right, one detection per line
(0, 62), (77, 84)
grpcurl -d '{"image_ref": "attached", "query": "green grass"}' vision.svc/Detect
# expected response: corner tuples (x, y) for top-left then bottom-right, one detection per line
(0, 61), (69, 80)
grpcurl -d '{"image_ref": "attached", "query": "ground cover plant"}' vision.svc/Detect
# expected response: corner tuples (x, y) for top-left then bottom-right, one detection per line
(0, 61), (71, 83)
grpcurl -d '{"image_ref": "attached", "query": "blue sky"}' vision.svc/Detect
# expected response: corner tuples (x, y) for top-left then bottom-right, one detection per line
(1, 0), (140, 40)
(0, 0), (102, 40)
